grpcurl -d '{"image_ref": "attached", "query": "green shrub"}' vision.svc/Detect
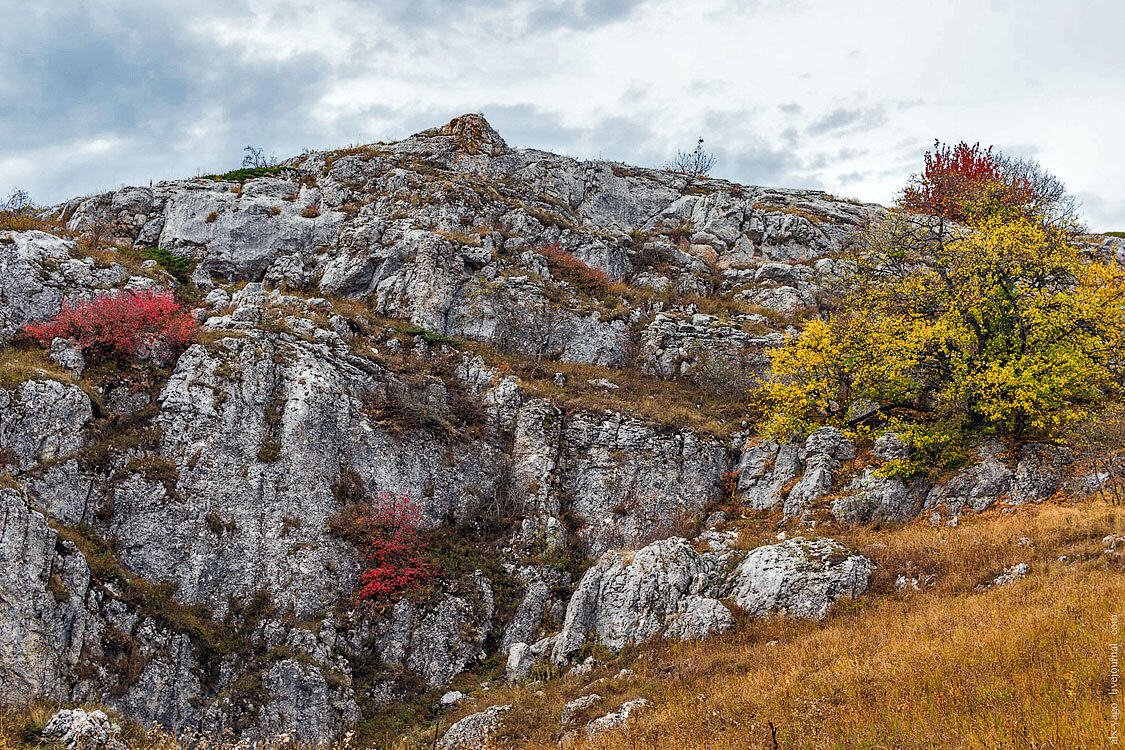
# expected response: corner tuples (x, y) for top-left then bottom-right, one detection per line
(203, 166), (290, 182)
(142, 247), (195, 283)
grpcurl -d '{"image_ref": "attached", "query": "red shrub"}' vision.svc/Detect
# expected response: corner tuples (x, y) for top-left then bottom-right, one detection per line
(330, 493), (432, 603)
(535, 242), (612, 296)
(23, 289), (198, 361)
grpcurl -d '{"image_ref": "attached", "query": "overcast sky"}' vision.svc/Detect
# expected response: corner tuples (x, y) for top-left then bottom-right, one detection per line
(2, 0), (1122, 228)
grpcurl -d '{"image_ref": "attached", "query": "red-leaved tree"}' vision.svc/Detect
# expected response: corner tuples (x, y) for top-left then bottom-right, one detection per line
(900, 139), (1077, 228)
(23, 289), (198, 362)
(330, 492), (432, 603)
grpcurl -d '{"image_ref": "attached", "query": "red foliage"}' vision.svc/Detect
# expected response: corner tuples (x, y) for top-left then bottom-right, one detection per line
(535, 243), (612, 296)
(23, 289), (198, 361)
(900, 140), (1035, 224)
(330, 493), (432, 603)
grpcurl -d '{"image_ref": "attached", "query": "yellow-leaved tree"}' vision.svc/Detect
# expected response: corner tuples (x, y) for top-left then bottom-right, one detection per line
(759, 144), (1125, 469)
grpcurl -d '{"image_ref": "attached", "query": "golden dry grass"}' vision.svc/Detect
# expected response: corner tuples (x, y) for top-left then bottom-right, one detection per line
(448, 501), (1125, 750)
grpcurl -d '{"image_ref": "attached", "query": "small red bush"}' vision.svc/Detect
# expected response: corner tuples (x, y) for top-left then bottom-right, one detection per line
(330, 493), (432, 603)
(535, 242), (612, 296)
(23, 289), (198, 361)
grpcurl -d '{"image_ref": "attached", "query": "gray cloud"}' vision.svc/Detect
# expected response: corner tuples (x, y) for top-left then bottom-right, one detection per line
(526, 0), (647, 30)
(805, 106), (888, 137)
(0, 0), (1121, 228)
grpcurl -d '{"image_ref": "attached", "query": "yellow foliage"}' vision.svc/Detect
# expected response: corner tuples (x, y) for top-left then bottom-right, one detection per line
(760, 213), (1125, 442)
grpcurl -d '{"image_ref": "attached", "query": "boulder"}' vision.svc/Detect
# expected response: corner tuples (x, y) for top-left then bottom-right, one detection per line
(505, 642), (535, 684)
(551, 537), (719, 663)
(728, 538), (873, 619)
(41, 709), (124, 750)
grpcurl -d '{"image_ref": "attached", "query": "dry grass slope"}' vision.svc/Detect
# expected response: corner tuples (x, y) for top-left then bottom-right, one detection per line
(460, 501), (1124, 750)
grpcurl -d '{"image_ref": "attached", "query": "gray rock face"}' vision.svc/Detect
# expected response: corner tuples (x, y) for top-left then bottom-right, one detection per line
(551, 537), (720, 663)
(0, 489), (93, 703)
(259, 659), (359, 745)
(735, 439), (802, 511)
(833, 472), (930, 525)
(728, 538), (873, 619)
(0, 230), (127, 337)
(662, 595), (734, 641)
(438, 704), (511, 750)
(0, 380), (93, 472)
(500, 565), (569, 651)
(3, 113), (1077, 746)
(734, 428), (859, 518)
(133, 330), (505, 617)
(559, 412), (729, 556)
(505, 642), (535, 683)
(926, 442), (1014, 516)
(785, 428), (856, 517)
(639, 312), (775, 382)
(47, 114), (872, 368)
(1011, 443), (1072, 504)
(49, 337), (86, 376)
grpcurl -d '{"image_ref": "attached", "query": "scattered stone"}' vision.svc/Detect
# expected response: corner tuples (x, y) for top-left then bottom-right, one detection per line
(895, 575), (920, 592)
(569, 657), (601, 677)
(587, 377), (619, 390)
(976, 563), (1030, 592)
(440, 691), (465, 708)
(584, 699), (650, 740)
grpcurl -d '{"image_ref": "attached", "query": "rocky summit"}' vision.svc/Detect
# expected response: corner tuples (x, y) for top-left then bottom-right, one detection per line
(0, 115), (1119, 748)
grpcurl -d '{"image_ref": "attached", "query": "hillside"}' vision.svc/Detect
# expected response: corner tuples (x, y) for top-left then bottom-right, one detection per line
(1, 114), (1122, 749)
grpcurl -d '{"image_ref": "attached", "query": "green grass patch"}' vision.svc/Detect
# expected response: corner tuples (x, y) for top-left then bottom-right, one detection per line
(202, 166), (291, 182)
(141, 247), (195, 283)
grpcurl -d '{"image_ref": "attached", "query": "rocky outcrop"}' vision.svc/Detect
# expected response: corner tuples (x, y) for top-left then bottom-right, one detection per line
(552, 533), (872, 662)
(583, 698), (650, 741)
(0, 379), (93, 472)
(733, 427), (856, 518)
(0, 230), (127, 337)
